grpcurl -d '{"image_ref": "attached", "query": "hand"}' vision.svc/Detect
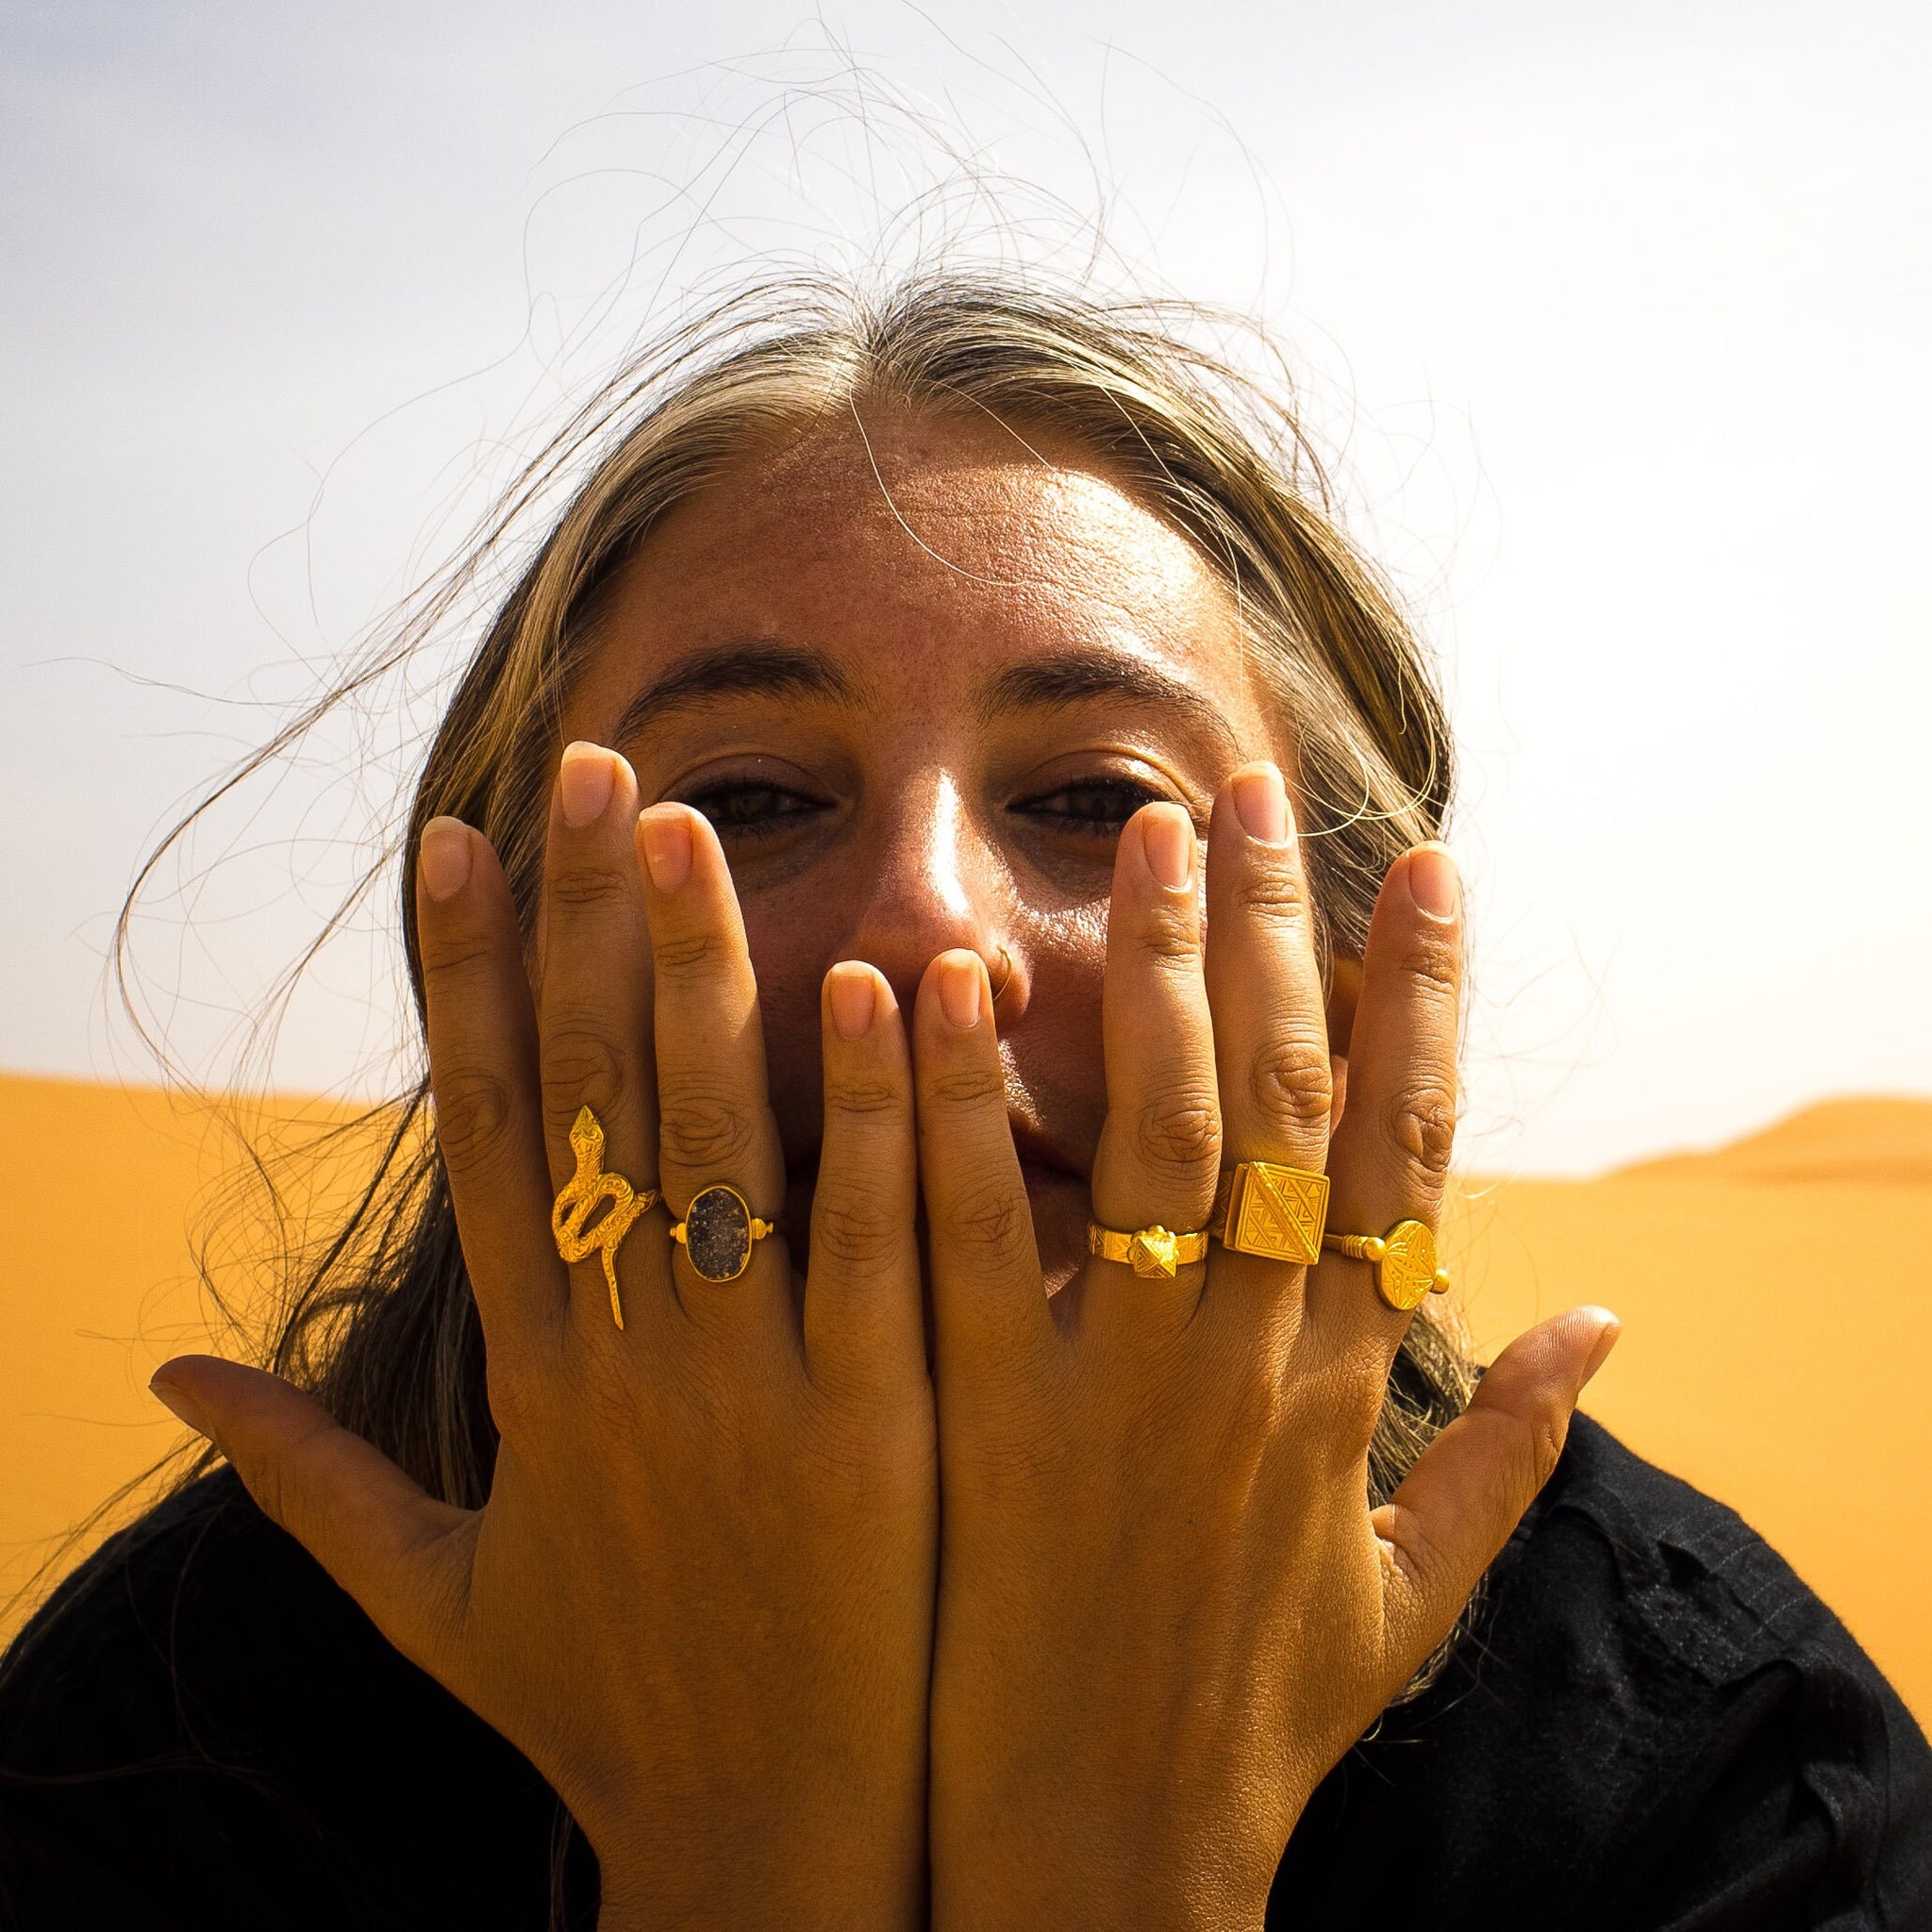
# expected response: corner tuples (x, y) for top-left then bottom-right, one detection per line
(151, 745), (938, 1931)
(912, 761), (1618, 1931)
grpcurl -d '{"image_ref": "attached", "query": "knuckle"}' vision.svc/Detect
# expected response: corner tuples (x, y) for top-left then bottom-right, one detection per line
(420, 926), (499, 986)
(822, 1072), (904, 1122)
(435, 1065), (518, 1173)
(658, 1087), (759, 1172)
(545, 859), (631, 917)
(1232, 862), (1312, 930)
(1138, 904), (1202, 970)
(1402, 928), (1462, 1002)
(651, 924), (731, 982)
(928, 1064), (1007, 1112)
(1386, 1080), (1458, 1180)
(1132, 1089), (1221, 1174)
(541, 1022), (630, 1120)
(1248, 1032), (1333, 1131)
(810, 1191), (899, 1274)
(941, 1174), (1029, 1260)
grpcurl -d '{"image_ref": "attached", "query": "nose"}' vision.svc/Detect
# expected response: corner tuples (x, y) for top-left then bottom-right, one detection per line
(838, 769), (1024, 1021)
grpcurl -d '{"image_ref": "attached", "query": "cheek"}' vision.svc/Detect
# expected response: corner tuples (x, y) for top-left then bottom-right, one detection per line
(741, 913), (834, 1158)
(1004, 906), (1111, 1156)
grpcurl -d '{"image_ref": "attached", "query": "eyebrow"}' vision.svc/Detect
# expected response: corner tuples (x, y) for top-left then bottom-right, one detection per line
(976, 650), (1236, 742)
(608, 638), (1236, 747)
(609, 641), (865, 742)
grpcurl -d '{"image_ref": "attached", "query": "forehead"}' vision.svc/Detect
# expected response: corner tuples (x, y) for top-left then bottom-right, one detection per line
(580, 408), (1267, 732)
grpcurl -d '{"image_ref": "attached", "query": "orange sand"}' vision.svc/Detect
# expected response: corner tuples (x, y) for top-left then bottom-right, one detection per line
(3, 1074), (1927, 1728)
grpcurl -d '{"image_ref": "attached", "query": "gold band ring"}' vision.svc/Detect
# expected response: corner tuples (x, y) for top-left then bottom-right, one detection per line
(670, 1185), (783, 1283)
(1210, 1161), (1330, 1265)
(989, 945), (1015, 1004)
(552, 1106), (660, 1330)
(1321, 1220), (1451, 1312)
(1087, 1223), (1210, 1278)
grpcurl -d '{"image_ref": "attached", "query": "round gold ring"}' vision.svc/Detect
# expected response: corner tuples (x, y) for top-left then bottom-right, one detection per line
(551, 1105), (660, 1330)
(1321, 1219), (1451, 1312)
(670, 1184), (783, 1284)
(1087, 1222), (1210, 1278)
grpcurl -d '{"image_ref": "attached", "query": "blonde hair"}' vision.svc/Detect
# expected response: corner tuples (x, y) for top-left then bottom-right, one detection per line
(160, 272), (1476, 1686)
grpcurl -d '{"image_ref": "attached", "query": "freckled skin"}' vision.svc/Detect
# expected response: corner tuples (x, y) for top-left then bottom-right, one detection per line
(157, 402), (1614, 1932)
(561, 409), (1286, 1288)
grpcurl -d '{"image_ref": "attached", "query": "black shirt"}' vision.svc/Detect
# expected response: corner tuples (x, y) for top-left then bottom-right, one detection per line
(1, 1416), (1925, 1929)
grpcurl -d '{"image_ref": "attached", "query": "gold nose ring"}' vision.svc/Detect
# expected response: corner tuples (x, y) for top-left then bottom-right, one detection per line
(989, 945), (1015, 1003)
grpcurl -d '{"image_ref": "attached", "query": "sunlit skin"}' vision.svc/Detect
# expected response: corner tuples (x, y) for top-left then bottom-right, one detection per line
(559, 411), (1303, 1291)
(153, 407), (1617, 1932)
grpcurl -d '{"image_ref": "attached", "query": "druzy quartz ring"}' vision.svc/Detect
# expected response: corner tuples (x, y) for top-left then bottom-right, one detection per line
(670, 1184), (782, 1283)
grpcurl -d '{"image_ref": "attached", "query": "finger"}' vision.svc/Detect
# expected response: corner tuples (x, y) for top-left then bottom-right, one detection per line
(1310, 844), (1462, 1350)
(417, 815), (559, 1359)
(912, 950), (1053, 1384)
(1374, 1308), (1620, 1678)
(1205, 765), (1330, 1167)
(1087, 805), (1220, 1311)
(150, 1357), (475, 1676)
(538, 743), (663, 1331)
(1200, 766), (1333, 1316)
(802, 963), (924, 1404)
(635, 804), (787, 1313)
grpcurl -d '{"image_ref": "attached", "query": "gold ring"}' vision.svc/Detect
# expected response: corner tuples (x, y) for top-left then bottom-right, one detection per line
(1321, 1220), (1451, 1312)
(989, 945), (1015, 1004)
(552, 1106), (659, 1330)
(1210, 1161), (1329, 1265)
(670, 1184), (783, 1283)
(1087, 1223), (1210, 1278)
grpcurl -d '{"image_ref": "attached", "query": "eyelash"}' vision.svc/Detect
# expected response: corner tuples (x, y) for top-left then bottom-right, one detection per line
(681, 780), (827, 841)
(1012, 776), (1163, 835)
(679, 774), (1167, 842)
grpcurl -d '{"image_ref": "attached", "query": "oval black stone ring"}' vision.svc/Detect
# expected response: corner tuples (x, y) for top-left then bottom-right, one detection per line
(669, 1184), (783, 1284)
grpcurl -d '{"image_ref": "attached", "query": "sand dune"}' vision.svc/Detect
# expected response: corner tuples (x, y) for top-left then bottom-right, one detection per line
(3, 1075), (1927, 1730)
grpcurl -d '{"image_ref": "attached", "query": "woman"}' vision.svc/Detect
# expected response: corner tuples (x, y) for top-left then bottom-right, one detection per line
(1, 276), (1924, 1930)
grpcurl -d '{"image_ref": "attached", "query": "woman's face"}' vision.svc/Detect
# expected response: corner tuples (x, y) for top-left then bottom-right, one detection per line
(561, 408), (1299, 1290)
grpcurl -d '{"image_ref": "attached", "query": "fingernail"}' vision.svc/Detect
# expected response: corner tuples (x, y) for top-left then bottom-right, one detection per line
(419, 818), (473, 902)
(828, 964), (877, 1041)
(1407, 844), (1459, 922)
(559, 742), (616, 829)
(938, 952), (982, 1029)
(1579, 1311), (1622, 1390)
(1231, 764), (1288, 844)
(1141, 806), (1195, 891)
(149, 1374), (210, 1439)
(638, 808), (693, 891)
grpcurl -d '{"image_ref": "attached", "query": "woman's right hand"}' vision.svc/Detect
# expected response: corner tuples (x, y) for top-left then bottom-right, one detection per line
(150, 743), (938, 1931)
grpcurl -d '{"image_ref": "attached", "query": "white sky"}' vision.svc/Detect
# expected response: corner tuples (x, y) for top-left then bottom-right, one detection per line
(3, 0), (1928, 1174)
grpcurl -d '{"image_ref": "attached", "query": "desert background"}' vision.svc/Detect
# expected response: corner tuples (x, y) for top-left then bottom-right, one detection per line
(4, 1070), (1928, 1729)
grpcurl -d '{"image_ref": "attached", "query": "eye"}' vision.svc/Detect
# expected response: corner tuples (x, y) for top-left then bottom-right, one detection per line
(1013, 776), (1163, 837)
(679, 778), (828, 841)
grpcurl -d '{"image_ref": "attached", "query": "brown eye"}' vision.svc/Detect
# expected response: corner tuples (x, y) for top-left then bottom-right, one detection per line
(1014, 778), (1160, 836)
(682, 781), (826, 839)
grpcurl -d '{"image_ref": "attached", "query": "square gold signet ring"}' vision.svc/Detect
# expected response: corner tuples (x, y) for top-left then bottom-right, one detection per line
(1209, 1161), (1330, 1267)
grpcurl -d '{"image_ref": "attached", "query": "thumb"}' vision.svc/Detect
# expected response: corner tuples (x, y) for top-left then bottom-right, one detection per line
(151, 1356), (475, 1673)
(1373, 1306), (1620, 1673)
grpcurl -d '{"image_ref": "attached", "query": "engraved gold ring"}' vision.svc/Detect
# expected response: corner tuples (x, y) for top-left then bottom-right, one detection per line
(1321, 1220), (1452, 1312)
(551, 1105), (659, 1330)
(1087, 1223), (1210, 1278)
(1210, 1160), (1330, 1265)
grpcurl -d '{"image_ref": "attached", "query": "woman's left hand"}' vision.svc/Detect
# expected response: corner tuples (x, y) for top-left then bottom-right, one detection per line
(913, 761), (1618, 1932)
